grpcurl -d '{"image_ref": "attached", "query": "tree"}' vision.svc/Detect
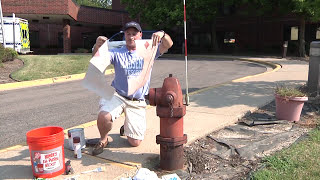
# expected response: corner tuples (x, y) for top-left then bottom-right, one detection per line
(121, 0), (239, 52)
(74, 0), (112, 9)
(242, 0), (320, 57)
(291, 0), (320, 57)
(120, 0), (183, 29)
(122, 0), (320, 56)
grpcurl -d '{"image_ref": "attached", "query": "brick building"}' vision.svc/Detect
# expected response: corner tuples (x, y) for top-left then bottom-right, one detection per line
(2, 0), (130, 54)
(182, 15), (320, 56)
(2, 0), (320, 55)
(215, 15), (320, 56)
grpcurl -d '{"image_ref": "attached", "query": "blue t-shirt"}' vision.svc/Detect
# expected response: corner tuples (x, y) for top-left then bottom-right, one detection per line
(109, 46), (160, 100)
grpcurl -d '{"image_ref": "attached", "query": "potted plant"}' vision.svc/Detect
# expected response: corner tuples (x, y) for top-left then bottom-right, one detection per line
(275, 85), (308, 122)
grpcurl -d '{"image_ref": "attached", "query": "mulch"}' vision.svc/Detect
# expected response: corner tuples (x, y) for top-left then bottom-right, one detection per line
(0, 59), (24, 84)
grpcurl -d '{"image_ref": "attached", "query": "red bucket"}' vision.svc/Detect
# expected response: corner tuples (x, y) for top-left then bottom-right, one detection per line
(26, 126), (65, 178)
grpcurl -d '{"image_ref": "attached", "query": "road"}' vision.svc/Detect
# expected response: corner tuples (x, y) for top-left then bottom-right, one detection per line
(0, 57), (266, 149)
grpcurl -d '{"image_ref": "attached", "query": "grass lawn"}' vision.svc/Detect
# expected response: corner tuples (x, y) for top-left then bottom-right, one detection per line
(11, 54), (112, 81)
(252, 126), (320, 179)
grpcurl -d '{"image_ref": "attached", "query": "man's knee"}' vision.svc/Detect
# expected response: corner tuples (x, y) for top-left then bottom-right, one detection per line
(97, 111), (113, 129)
(98, 111), (112, 122)
(127, 137), (142, 147)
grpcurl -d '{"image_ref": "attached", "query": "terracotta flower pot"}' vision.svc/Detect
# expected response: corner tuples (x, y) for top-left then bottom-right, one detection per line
(275, 94), (308, 122)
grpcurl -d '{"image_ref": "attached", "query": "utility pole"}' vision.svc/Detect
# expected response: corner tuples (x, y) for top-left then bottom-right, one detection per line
(0, 0), (6, 47)
(183, 0), (189, 105)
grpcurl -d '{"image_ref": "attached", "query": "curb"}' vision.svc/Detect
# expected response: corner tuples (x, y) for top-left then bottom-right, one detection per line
(0, 69), (115, 91)
(188, 58), (281, 96)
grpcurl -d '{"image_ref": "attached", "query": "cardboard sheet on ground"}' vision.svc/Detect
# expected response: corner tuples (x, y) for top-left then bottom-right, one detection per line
(82, 39), (158, 100)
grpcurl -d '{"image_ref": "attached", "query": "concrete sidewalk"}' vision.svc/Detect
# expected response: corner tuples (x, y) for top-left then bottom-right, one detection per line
(0, 55), (309, 179)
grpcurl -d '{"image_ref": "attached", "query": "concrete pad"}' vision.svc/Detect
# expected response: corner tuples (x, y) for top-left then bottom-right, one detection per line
(0, 145), (135, 180)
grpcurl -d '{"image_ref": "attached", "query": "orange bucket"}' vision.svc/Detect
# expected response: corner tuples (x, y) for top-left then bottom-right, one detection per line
(26, 126), (65, 178)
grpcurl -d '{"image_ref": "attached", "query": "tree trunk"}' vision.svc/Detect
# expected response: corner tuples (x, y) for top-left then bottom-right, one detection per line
(211, 19), (219, 53)
(299, 18), (306, 57)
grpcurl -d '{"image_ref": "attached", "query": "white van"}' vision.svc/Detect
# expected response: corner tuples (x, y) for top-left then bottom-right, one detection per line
(0, 16), (31, 54)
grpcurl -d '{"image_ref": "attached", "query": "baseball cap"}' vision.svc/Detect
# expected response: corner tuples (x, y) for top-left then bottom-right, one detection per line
(123, 21), (142, 32)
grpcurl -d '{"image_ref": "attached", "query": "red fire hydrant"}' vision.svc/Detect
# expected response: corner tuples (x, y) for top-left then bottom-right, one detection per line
(148, 74), (187, 170)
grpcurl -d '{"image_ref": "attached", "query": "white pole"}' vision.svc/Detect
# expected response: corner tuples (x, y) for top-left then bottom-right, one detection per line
(0, 0), (6, 47)
(183, 0), (189, 105)
(12, 13), (15, 51)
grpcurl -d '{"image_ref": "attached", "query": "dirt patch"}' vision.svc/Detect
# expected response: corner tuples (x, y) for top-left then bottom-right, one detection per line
(180, 100), (318, 180)
(0, 59), (23, 84)
(148, 100), (318, 180)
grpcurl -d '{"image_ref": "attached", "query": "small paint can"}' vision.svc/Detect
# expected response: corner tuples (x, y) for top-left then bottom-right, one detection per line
(68, 128), (86, 150)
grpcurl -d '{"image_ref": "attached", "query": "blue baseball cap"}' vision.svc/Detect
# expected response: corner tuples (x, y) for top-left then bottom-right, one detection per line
(123, 21), (142, 32)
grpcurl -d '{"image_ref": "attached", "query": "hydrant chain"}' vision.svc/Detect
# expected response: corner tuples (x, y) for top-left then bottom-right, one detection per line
(169, 103), (173, 117)
(166, 94), (174, 117)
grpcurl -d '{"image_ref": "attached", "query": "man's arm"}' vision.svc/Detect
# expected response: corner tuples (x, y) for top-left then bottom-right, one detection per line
(92, 36), (108, 56)
(152, 31), (173, 54)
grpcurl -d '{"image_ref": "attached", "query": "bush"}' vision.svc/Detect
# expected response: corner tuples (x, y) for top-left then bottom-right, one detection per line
(0, 44), (5, 65)
(0, 44), (18, 63)
(74, 48), (89, 53)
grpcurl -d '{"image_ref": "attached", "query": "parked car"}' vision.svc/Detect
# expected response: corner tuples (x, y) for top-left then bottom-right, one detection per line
(107, 30), (156, 49)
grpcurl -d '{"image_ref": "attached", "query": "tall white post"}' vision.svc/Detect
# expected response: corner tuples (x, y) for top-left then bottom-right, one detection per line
(183, 0), (189, 105)
(0, 0), (6, 47)
(12, 13), (15, 50)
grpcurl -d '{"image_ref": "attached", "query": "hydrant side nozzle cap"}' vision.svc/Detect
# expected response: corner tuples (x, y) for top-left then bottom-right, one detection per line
(166, 94), (174, 103)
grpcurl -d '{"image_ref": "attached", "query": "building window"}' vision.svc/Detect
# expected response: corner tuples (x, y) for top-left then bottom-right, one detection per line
(291, 27), (298, 40)
(316, 27), (320, 40)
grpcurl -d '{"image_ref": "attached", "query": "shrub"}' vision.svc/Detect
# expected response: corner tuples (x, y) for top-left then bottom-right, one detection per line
(0, 44), (18, 63)
(74, 48), (89, 53)
(0, 44), (5, 64)
(0, 43), (4, 56)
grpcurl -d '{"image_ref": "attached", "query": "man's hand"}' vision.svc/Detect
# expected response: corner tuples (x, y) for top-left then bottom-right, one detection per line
(152, 31), (173, 54)
(152, 31), (165, 47)
(96, 36), (108, 47)
(92, 36), (108, 56)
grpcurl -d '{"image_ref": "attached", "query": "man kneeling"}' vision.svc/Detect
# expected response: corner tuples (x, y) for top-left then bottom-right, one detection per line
(91, 21), (173, 155)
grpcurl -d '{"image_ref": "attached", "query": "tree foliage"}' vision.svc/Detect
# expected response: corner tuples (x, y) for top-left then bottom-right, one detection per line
(244, 0), (320, 57)
(120, 0), (182, 29)
(121, 0), (240, 29)
(121, 0), (320, 25)
(291, 0), (320, 21)
(73, 0), (112, 9)
(242, 0), (320, 21)
(121, 0), (320, 56)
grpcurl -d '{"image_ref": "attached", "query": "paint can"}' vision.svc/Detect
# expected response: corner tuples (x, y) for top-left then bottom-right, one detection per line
(67, 128), (86, 150)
